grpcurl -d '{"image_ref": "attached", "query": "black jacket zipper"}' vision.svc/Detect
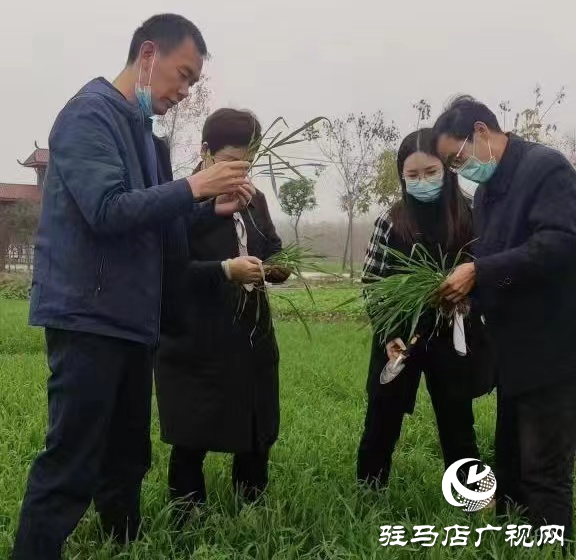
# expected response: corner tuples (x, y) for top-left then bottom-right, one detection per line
(96, 254), (105, 295)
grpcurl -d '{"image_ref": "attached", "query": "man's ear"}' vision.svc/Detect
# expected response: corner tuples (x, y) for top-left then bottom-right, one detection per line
(140, 41), (155, 59)
(200, 142), (211, 159)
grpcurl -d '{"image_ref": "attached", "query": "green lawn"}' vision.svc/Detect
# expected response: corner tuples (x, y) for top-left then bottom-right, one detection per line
(269, 286), (364, 323)
(0, 299), (568, 559)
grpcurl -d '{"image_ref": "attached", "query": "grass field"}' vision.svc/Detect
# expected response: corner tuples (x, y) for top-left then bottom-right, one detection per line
(269, 286), (363, 323)
(0, 298), (569, 559)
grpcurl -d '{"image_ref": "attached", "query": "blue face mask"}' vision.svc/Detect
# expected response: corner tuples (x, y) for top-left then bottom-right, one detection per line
(455, 137), (498, 183)
(135, 86), (153, 118)
(405, 173), (443, 202)
(135, 49), (156, 118)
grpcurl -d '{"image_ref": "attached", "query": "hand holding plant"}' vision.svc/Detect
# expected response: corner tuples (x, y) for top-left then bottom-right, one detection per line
(386, 338), (406, 362)
(439, 262), (476, 303)
(359, 243), (472, 343)
(227, 256), (263, 284)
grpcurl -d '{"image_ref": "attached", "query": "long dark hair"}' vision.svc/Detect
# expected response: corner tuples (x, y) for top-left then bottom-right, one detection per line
(389, 128), (473, 251)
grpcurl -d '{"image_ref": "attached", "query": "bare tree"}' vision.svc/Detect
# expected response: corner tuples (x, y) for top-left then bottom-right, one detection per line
(311, 113), (400, 276)
(498, 100), (512, 131)
(499, 85), (566, 144)
(154, 74), (212, 177)
(561, 129), (576, 166)
(413, 99), (431, 130)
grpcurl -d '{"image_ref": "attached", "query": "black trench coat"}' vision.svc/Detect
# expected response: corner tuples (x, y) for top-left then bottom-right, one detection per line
(473, 135), (576, 396)
(155, 148), (283, 454)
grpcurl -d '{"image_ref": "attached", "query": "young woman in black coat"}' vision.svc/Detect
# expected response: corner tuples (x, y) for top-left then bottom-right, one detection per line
(156, 109), (290, 520)
(357, 128), (494, 487)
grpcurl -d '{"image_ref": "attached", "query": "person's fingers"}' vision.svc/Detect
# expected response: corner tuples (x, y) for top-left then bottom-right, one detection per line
(223, 166), (250, 182)
(236, 181), (256, 196)
(244, 267), (263, 282)
(442, 279), (465, 299)
(214, 161), (249, 178)
(243, 256), (262, 265)
(445, 292), (462, 303)
(393, 338), (407, 351)
(216, 193), (234, 203)
(234, 190), (251, 207)
(439, 281), (453, 297)
(386, 342), (399, 359)
(224, 160), (250, 171)
(226, 172), (251, 185)
(217, 183), (242, 195)
(236, 184), (255, 198)
(222, 180), (252, 195)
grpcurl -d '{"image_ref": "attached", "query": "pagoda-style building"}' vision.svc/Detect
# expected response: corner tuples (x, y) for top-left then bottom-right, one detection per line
(0, 142), (48, 206)
(0, 144), (47, 271)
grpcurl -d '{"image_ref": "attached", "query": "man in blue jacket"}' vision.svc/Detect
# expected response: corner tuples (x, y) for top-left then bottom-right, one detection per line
(13, 14), (254, 560)
(434, 96), (576, 546)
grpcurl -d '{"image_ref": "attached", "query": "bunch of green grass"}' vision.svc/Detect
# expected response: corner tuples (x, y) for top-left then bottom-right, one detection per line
(235, 244), (336, 341)
(355, 243), (468, 342)
(230, 115), (334, 341)
(201, 115), (328, 198)
(247, 117), (328, 196)
(265, 243), (333, 285)
(261, 244), (339, 338)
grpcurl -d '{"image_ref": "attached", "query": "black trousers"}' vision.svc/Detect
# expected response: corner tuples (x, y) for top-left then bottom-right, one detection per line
(495, 379), (576, 540)
(357, 366), (479, 486)
(12, 328), (153, 560)
(168, 445), (270, 514)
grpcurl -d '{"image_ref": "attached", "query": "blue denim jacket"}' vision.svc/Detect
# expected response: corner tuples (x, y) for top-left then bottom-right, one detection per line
(30, 77), (214, 345)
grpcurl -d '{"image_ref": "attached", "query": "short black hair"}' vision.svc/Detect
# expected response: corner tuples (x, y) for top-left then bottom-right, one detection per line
(202, 108), (262, 154)
(127, 14), (208, 64)
(433, 95), (502, 140)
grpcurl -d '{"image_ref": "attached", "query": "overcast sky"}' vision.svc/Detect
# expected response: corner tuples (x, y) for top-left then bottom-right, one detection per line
(1, 0), (575, 222)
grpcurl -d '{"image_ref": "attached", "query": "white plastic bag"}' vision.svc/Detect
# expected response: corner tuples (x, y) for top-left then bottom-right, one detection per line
(453, 312), (467, 356)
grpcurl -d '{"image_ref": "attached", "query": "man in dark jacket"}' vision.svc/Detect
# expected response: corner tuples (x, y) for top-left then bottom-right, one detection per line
(13, 14), (253, 560)
(434, 96), (576, 543)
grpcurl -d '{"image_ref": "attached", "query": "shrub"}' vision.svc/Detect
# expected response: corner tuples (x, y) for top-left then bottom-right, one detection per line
(0, 273), (31, 300)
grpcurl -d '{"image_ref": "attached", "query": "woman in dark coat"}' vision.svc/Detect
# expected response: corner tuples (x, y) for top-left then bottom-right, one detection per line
(357, 128), (494, 487)
(156, 109), (290, 518)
